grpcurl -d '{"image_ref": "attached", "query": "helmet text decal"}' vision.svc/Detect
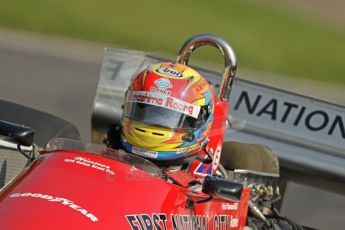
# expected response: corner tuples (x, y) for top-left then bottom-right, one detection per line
(127, 91), (200, 118)
(132, 146), (158, 158)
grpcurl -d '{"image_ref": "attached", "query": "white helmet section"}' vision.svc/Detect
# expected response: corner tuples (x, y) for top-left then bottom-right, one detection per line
(126, 91), (201, 119)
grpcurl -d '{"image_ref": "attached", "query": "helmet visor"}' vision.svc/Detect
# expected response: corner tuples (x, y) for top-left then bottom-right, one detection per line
(124, 102), (208, 131)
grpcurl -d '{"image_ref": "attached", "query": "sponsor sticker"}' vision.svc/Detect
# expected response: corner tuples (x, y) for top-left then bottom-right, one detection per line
(156, 67), (182, 78)
(194, 160), (213, 176)
(194, 146), (222, 176)
(154, 78), (172, 89)
(150, 78), (173, 95)
(127, 91), (200, 118)
(221, 202), (238, 210)
(132, 146), (158, 158)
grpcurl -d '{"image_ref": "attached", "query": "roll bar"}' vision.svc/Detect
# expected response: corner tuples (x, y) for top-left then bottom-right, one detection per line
(176, 33), (237, 101)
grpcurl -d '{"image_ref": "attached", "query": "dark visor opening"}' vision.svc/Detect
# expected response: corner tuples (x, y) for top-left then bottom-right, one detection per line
(124, 102), (209, 131)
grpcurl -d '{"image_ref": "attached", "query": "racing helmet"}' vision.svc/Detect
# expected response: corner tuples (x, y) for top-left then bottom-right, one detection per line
(121, 62), (214, 165)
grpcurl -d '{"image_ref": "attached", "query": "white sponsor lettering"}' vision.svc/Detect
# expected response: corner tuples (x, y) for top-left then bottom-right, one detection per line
(212, 146), (222, 171)
(221, 202), (238, 210)
(64, 156), (115, 176)
(132, 146), (158, 158)
(176, 146), (196, 154)
(230, 218), (239, 228)
(127, 91), (200, 118)
(10, 193), (98, 222)
(150, 86), (171, 95)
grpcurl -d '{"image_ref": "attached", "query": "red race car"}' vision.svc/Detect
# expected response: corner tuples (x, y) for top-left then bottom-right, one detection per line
(0, 34), (302, 229)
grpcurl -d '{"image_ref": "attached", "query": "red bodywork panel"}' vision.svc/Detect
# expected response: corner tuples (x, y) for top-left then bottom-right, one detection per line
(0, 150), (249, 229)
(190, 99), (230, 177)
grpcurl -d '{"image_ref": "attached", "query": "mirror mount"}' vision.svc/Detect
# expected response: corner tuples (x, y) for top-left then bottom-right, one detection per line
(0, 120), (36, 165)
(185, 176), (243, 208)
(17, 144), (36, 164)
(0, 120), (35, 147)
(186, 195), (213, 209)
(202, 176), (243, 202)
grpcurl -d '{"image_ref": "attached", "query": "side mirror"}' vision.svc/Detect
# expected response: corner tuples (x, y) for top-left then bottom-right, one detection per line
(0, 120), (35, 147)
(202, 176), (243, 202)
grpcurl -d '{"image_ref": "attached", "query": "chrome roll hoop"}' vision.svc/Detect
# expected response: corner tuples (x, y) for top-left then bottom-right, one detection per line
(176, 33), (237, 101)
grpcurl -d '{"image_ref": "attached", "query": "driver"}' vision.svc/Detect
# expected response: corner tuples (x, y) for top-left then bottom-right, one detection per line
(108, 62), (214, 168)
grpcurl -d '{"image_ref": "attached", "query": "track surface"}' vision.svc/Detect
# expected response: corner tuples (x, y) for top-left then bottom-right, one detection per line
(0, 30), (344, 229)
(0, 32), (103, 141)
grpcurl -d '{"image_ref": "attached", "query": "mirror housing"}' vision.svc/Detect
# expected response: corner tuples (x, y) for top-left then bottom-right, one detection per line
(202, 176), (243, 202)
(0, 120), (34, 147)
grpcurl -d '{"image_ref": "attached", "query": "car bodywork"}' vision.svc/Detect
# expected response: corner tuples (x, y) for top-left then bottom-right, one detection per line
(0, 138), (250, 229)
(0, 33), (344, 229)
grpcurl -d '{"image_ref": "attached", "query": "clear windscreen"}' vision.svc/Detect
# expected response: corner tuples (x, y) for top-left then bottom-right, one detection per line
(45, 138), (163, 177)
